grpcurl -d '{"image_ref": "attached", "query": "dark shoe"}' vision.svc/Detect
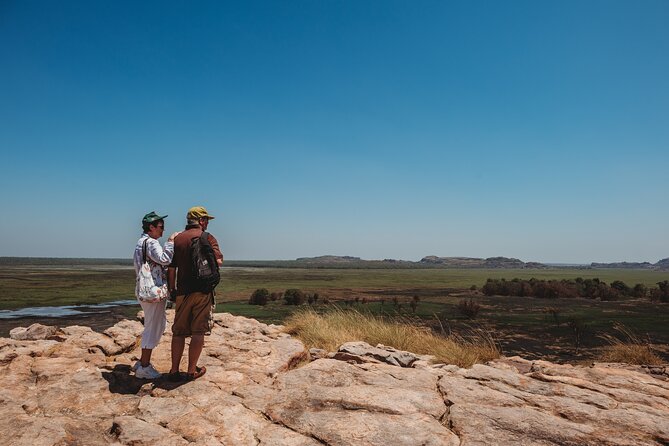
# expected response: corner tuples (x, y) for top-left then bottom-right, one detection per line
(186, 366), (206, 381)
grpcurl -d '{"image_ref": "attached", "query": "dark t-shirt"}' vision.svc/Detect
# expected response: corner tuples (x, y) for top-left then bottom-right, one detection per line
(170, 225), (223, 295)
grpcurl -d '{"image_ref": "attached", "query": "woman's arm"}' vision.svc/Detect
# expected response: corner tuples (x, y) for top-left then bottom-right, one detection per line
(146, 238), (174, 266)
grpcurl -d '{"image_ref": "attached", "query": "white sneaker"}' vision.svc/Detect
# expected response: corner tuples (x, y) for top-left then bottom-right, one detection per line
(132, 360), (141, 371)
(135, 363), (162, 379)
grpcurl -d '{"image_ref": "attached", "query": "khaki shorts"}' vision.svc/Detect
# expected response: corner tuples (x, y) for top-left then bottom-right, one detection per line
(172, 291), (214, 336)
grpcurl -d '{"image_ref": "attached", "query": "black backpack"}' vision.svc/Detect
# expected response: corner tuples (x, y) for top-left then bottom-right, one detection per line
(190, 231), (220, 293)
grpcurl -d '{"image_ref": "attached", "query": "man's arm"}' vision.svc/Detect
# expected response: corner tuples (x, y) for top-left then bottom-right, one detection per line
(208, 234), (224, 266)
(168, 267), (176, 293)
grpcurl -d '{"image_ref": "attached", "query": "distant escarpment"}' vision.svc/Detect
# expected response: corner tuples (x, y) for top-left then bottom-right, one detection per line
(420, 256), (547, 269)
(591, 258), (669, 271)
(291, 255), (547, 269)
(295, 255), (362, 263)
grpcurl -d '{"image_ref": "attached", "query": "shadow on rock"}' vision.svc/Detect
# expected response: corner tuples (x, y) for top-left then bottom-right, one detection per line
(101, 364), (189, 394)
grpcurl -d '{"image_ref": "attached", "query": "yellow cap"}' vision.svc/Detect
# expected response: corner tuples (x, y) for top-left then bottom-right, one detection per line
(187, 206), (215, 220)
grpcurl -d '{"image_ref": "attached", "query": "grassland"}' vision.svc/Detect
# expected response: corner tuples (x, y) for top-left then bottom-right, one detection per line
(217, 267), (669, 299)
(2, 260), (668, 363)
(0, 266), (135, 310)
(284, 308), (500, 367)
(2, 263), (668, 310)
(217, 292), (669, 361)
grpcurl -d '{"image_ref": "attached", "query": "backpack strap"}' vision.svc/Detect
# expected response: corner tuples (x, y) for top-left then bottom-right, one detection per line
(142, 238), (148, 263)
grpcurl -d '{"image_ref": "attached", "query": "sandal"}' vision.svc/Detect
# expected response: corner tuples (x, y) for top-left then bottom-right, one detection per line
(186, 366), (206, 381)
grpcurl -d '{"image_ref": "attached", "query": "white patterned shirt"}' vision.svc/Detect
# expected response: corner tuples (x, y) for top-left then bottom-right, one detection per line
(133, 234), (175, 294)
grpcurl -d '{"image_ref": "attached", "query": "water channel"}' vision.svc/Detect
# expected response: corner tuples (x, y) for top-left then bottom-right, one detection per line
(0, 300), (138, 319)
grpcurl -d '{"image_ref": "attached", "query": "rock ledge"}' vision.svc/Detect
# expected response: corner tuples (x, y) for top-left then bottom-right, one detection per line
(1, 312), (667, 445)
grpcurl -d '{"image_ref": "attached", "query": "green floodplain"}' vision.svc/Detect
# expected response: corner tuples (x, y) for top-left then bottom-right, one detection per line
(2, 258), (668, 362)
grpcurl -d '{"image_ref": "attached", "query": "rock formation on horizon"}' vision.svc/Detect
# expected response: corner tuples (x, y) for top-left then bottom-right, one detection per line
(1, 313), (668, 445)
(655, 258), (669, 270)
(293, 255), (550, 268)
(591, 257), (669, 270)
(420, 256), (547, 269)
(295, 255), (362, 262)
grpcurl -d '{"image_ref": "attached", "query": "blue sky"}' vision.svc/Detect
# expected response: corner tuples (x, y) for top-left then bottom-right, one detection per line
(1, 1), (668, 262)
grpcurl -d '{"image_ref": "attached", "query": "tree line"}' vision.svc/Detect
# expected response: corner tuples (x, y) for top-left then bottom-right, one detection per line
(481, 278), (669, 302)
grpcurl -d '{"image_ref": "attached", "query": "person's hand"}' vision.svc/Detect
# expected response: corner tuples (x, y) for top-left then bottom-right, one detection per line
(168, 232), (180, 242)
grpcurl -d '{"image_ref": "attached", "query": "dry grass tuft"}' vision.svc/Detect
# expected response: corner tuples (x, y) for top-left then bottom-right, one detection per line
(598, 324), (664, 366)
(283, 307), (499, 368)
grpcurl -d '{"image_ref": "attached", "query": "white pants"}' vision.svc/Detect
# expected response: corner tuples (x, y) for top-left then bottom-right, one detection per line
(138, 299), (167, 349)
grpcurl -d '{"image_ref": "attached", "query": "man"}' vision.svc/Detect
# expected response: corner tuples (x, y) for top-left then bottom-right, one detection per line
(167, 206), (223, 381)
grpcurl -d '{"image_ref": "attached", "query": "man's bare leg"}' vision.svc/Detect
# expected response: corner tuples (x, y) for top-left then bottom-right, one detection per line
(170, 335), (186, 373)
(187, 335), (204, 374)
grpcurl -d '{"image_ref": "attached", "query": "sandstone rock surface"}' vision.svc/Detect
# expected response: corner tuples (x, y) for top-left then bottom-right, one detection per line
(9, 323), (60, 341)
(0, 311), (667, 445)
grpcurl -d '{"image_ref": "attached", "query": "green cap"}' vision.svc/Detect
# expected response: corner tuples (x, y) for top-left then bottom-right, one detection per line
(142, 211), (168, 225)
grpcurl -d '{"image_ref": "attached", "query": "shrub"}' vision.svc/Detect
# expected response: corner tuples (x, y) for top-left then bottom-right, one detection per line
(248, 288), (269, 306)
(657, 281), (669, 303)
(632, 284), (647, 299)
(284, 288), (305, 305)
(610, 280), (631, 296)
(544, 307), (560, 325)
(598, 286), (620, 301)
(283, 308), (499, 367)
(566, 316), (590, 353)
(481, 279), (497, 296)
(269, 292), (282, 301)
(457, 299), (481, 319)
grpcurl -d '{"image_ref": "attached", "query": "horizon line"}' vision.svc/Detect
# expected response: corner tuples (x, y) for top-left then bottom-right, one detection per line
(3, 255), (663, 266)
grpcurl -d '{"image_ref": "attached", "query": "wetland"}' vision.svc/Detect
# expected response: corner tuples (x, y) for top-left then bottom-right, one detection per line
(2, 258), (668, 363)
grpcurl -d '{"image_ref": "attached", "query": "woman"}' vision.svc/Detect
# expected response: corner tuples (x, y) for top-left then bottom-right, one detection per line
(132, 211), (179, 379)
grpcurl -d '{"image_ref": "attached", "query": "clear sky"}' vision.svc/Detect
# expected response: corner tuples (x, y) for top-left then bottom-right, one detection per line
(1, 1), (668, 263)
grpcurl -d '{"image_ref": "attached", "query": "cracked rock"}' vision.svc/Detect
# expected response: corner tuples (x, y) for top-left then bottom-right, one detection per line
(1, 311), (667, 445)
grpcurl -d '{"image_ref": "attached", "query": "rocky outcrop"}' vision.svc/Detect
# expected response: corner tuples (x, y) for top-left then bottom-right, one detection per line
(295, 255), (362, 263)
(420, 256), (547, 269)
(591, 258), (669, 270)
(9, 323), (61, 341)
(1, 313), (667, 445)
(591, 261), (654, 269)
(655, 258), (669, 270)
